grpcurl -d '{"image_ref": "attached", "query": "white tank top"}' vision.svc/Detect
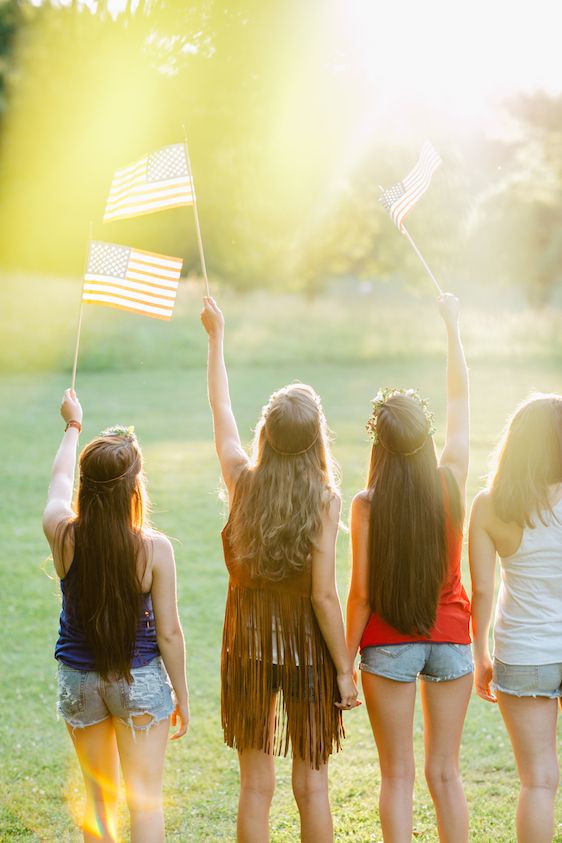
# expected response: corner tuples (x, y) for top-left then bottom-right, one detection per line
(494, 498), (562, 665)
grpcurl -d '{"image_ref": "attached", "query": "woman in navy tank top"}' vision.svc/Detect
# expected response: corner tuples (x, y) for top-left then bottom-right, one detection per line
(43, 388), (189, 843)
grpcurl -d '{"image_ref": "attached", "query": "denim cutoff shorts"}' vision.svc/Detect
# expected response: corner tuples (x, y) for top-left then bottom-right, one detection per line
(57, 656), (175, 731)
(360, 642), (473, 683)
(492, 658), (562, 699)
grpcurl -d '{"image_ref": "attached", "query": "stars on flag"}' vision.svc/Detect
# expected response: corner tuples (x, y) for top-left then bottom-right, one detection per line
(103, 143), (195, 223)
(379, 141), (441, 232)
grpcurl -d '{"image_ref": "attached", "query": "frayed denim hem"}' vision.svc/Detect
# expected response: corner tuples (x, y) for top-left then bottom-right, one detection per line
(114, 706), (174, 741)
(420, 666), (474, 683)
(492, 683), (562, 700)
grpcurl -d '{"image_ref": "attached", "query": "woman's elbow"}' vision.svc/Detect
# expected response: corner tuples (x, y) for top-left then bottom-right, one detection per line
(156, 625), (183, 646)
(470, 582), (493, 600)
(311, 591), (337, 611)
(347, 592), (371, 612)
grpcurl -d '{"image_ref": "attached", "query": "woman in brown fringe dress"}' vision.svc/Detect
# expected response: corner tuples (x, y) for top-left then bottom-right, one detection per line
(201, 296), (360, 843)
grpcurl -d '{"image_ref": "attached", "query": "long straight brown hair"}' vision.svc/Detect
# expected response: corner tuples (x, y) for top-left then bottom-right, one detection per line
(490, 393), (562, 527)
(367, 394), (461, 636)
(228, 384), (339, 581)
(56, 430), (149, 682)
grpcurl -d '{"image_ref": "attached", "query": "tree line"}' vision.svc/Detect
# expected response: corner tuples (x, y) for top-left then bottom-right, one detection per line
(0, 0), (560, 304)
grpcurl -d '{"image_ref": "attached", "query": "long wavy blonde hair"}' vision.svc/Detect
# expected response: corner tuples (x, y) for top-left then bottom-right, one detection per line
(490, 392), (562, 527)
(227, 383), (339, 580)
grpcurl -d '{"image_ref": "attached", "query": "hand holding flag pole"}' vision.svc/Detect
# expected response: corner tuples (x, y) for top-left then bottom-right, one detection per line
(378, 141), (444, 297)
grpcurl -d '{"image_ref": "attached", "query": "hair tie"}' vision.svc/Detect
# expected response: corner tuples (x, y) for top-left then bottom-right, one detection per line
(376, 436), (427, 457)
(266, 430), (320, 457)
(81, 457), (140, 485)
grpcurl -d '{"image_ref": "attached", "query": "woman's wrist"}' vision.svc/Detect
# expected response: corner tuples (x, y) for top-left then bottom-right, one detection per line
(64, 420), (82, 433)
(473, 644), (491, 662)
(337, 667), (354, 680)
(445, 322), (461, 340)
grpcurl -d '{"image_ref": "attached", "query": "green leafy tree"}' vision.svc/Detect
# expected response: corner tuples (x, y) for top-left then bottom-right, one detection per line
(470, 92), (562, 305)
(0, 0), (20, 120)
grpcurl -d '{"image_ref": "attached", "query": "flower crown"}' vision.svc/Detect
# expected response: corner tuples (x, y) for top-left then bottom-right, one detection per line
(366, 387), (436, 449)
(100, 424), (136, 439)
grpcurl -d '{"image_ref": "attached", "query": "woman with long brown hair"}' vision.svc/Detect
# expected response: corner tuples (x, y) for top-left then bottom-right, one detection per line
(200, 296), (359, 843)
(346, 294), (472, 843)
(43, 391), (188, 843)
(469, 394), (562, 843)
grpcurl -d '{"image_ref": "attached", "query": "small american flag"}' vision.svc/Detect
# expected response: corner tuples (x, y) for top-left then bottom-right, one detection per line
(83, 240), (183, 320)
(103, 144), (195, 222)
(379, 141), (441, 232)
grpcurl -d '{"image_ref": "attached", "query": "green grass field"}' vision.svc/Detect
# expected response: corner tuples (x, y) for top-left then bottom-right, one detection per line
(1, 279), (561, 841)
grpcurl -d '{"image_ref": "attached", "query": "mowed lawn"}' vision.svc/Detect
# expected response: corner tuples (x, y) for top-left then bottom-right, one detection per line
(1, 281), (561, 841)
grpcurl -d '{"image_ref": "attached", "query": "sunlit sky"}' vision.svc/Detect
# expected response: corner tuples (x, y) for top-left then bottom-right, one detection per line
(32, 0), (562, 115)
(342, 0), (562, 126)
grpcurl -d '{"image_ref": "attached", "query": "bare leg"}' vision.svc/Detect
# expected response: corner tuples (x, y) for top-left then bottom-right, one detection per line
(237, 748), (276, 843)
(362, 673), (417, 843)
(114, 714), (170, 843)
(292, 758), (332, 843)
(420, 674), (472, 843)
(237, 695), (277, 843)
(496, 693), (559, 843)
(66, 719), (119, 842)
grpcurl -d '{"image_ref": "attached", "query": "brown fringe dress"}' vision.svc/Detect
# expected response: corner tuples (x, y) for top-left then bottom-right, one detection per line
(221, 526), (344, 769)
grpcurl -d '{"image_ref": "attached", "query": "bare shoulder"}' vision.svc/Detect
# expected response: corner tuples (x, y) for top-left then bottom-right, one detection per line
(145, 531), (175, 571)
(469, 489), (494, 524)
(328, 491), (342, 520)
(319, 491), (342, 530)
(43, 503), (75, 546)
(312, 492), (342, 548)
(351, 490), (371, 519)
(225, 457), (248, 495)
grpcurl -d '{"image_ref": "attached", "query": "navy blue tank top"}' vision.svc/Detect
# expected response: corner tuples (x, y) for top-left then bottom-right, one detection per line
(55, 560), (160, 671)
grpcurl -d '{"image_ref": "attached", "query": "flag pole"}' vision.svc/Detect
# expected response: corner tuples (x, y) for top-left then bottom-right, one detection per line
(71, 222), (93, 390)
(182, 124), (210, 297)
(70, 306), (83, 392)
(378, 185), (443, 297)
(401, 225), (443, 296)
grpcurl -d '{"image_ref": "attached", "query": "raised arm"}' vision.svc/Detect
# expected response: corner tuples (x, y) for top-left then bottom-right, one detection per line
(150, 533), (189, 739)
(311, 496), (360, 710)
(200, 297), (248, 497)
(346, 493), (372, 667)
(42, 389), (83, 570)
(438, 293), (469, 495)
(468, 491), (498, 703)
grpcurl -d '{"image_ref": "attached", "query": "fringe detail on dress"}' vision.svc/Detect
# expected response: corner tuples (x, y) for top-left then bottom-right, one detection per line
(221, 582), (345, 769)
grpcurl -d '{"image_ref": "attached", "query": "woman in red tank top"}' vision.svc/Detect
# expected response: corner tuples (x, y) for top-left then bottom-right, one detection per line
(346, 294), (472, 843)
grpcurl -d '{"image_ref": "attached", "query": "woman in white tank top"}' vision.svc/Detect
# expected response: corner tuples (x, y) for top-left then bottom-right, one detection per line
(469, 393), (562, 843)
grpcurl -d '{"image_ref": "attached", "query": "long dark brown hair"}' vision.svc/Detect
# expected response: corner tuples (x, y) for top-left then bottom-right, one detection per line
(490, 393), (562, 527)
(367, 393), (461, 636)
(56, 429), (149, 682)
(228, 384), (339, 580)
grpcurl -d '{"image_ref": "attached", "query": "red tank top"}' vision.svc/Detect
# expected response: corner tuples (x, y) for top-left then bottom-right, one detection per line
(360, 471), (471, 649)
